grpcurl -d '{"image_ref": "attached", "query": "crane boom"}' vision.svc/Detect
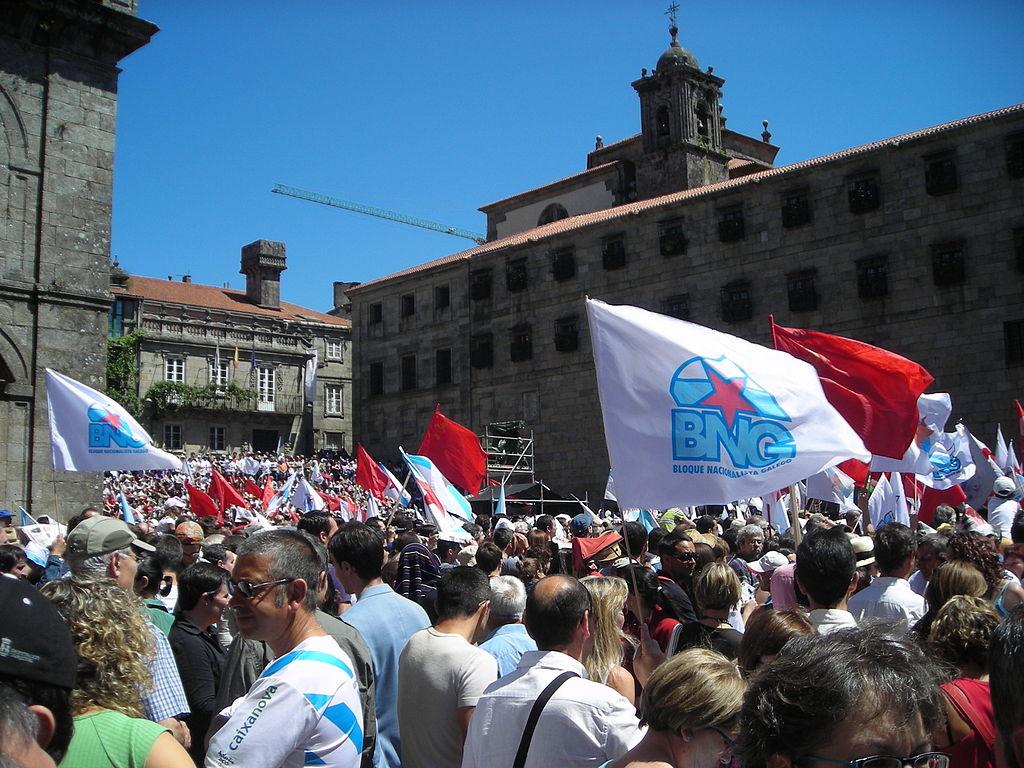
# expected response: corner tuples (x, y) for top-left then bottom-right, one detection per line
(272, 183), (486, 245)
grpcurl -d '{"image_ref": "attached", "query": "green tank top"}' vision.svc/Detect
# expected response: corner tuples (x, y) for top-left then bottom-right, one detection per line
(61, 710), (167, 768)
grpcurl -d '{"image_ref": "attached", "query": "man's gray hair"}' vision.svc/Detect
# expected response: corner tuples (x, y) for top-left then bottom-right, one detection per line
(237, 529), (321, 611)
(489, 575), (527, 624)
(67, 545), (131, 578)
(738, 524), (763, 543)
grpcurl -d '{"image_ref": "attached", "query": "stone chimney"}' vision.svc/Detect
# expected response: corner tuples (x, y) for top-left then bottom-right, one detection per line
(240, 240), (287, 309)
(329, 280), (360, 319)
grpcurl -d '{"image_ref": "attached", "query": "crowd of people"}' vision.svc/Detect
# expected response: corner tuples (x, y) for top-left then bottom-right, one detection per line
(3, 459), (1024, 768)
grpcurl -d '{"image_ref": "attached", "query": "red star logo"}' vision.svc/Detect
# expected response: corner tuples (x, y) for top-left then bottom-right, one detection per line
(100, 410), (124, 431)
(696, 367), (759, 430)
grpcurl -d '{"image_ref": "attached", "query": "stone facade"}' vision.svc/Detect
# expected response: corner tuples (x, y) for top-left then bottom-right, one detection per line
(111, 241), (352, 457)
(349, 32), (1024, 503)
(0, 0), (155, 519)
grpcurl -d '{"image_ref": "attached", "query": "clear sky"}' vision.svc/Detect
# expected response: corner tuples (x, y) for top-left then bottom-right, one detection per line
(111, 2), (1024, 311)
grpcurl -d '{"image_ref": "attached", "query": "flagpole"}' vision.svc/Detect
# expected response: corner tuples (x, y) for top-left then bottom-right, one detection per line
(788, 484), (802, 546)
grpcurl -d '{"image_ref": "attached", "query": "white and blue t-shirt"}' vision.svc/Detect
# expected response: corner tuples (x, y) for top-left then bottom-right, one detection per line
(207, 634), (363, 768)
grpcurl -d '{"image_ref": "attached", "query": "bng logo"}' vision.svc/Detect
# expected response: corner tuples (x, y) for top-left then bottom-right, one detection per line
(669, 356), (795, 470)
(87, 403), (146, 450)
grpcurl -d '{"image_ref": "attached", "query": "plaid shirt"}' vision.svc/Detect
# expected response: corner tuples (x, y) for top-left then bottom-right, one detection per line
(143, 620), (190, 722)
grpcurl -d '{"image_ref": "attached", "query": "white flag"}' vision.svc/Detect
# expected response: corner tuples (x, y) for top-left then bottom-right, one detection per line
(303, 348), (318, 405)
(917, 393), (952, 434)
(922, 425), (976, 490)
(45, 369), (182, 472)
(291, 477), (325, 512)
(806, 465), (858, 511)
(868, 474), (910, 528)
(963, 427), (1003, 510)
(995, 426), (1011, 472)
(585, 299), (869, 508)
(604, 471), (617, 502)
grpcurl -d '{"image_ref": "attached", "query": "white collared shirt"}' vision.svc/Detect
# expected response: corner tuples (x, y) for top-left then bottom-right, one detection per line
(847, 576), (925, 629)
(808, 608), (858, 635)
(461, 650), (643, 768)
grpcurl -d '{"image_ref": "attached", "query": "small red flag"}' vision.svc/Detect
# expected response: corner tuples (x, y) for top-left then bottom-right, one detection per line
(771, 320), (934, 460)
(187, 483), (222, 523)
(356, 444), (391, 501)
(418, 407), (487, 495)
(210, 470), (247, 513)
(261, 476), (275, 511)
(244, 478), (263, 498)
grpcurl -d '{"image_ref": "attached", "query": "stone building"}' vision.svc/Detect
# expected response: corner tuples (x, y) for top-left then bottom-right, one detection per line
(0, 0), (156, 518)
(348, 28), (1024, 502)
(110, 240), (352, 456)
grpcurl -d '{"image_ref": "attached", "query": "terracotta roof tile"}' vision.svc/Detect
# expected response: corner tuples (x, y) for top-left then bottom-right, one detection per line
(113, 275), (350, 328)
(349, 102), (1024, 294)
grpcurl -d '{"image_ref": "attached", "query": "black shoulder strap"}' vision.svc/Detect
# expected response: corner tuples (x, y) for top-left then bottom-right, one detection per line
(512, 670), (578, 768)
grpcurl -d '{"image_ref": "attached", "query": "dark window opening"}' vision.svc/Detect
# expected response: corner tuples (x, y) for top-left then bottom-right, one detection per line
(849, 176), (880, 214)
(663, 294), (690, 320)
(435, 348), (452, 386)
(538, 203), (569, 226)
(932, 240), (966, 287)
(721, 281), (752, 323)
(659, 220), (688, 257)
(925, 152), (958, 196)
(369, 302), (383, 325)
(695, 102), (709, 137)
(108, 298), (125, 338)
(470, 269), (492, 301)
(470, 333), (493, 369)
(1007, 133), (1024, 179)
(400, 293), (415, 318)
(554, 316), (579, 352)
(656, 105), (670, 137)
(718, 207), (745, 243)
(602, 236), (626, 270)
(1006, 320), (1024, 366)
(434, 285), (450, 311)
(787, 270), (818, 312)
(551, 248), (576, 281)
(857, 256), (889, 299)
(369, 362), (384, 396)
(510, 324), (533, 362)
(781, 191), (812, 228)
(506, 258), (528, 292)
(400, 355), (417, 391)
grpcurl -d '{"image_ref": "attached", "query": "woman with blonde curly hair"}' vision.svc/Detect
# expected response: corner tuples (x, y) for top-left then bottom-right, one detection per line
(911, 560), (988, 640)
(582, 575), (637, 706)
(41, 577), (193, 768)
(602, 647), (745, 768)
(927, 595), (999, 768)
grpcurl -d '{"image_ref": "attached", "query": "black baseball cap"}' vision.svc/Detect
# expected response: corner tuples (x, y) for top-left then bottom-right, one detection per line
(0, 577), (77, 689)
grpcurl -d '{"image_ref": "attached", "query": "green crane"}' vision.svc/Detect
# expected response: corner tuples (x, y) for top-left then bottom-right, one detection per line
(271, 183), (486, 245)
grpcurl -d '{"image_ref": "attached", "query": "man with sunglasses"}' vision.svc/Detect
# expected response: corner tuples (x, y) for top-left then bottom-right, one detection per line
(206, 530), (362, 768)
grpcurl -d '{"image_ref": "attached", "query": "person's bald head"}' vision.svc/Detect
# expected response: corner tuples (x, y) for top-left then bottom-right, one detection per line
(524, 575), (592, 651)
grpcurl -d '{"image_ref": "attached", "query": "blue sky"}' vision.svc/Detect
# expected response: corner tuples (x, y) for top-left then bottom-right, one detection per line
(112, 2), (1024, 311)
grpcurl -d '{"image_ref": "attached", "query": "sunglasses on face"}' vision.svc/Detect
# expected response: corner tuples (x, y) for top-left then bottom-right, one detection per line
(796, 753), (950, 768)
(667, 550), (697, 561)
(227, 577), (295, 599)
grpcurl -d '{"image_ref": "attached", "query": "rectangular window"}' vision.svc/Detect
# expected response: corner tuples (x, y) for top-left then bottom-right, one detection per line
(925, 152), (958, 196)
(551, 248), (576, 281)
(434, 285), (450, 311)
(848, 176), (880, 214)
(435, 348), (453, 386)
(209, 426), (225, 451)
(470, 268), (492, 301)
(209, 360), (230, 387)
(108, 298), (125, 338)
(659, 219), (688, 257)
(369, 302), (383, 325)
(510, 324), (533, 362)
(717, 207), (745, 243)
(1007, 132), (1024, 179)
(324, 384), (344, 415)
(326, 340), (343, 360)
(400, 293), (416, 318)
(401, 355), (417, 391)
(857, 256), (889, 299)
(164, 424), (182, 450)
(787, 270), (818, 312)
(506, 258), (528, 292)
(1005, 320), (1024, 366)
(781, 191), (812, 228)
(554, 316), (579, 352)
(470, 333), (493, 369)
(721, 281), (752, 323)
(164, 357), (185, 383)
(324, 432), (345, 450)
(257, 366), (275, 411)
(369, 362), (384, 396)
(663, 294), (690, 320)
(602, 236), (626, 270)
(932, 240), (966, 286)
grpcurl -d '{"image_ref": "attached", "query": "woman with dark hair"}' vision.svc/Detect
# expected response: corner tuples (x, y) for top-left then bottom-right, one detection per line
(621, 564), (683, 653)
(396, 542), (442, 621)
(738, 607), (814, 675)
(169, 562), (229, 762)
(947, 531), (1024, 616)
(134, 554), (174, 636)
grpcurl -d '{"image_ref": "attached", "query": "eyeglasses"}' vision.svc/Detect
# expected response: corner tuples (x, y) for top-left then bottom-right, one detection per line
(667, 550), (697, 561)
(227, 577), (294, 599)
(796, 753), (950, 768)
(708, 726), (736, 751)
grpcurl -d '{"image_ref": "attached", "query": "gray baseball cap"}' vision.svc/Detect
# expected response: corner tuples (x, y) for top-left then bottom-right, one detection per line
(66, 515), (155, 558)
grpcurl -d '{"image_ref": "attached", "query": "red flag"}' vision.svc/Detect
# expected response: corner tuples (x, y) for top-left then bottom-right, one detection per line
(417, 407), (486, 495)
(917, 484), (967, 526)
(187, 483), (222, 523)
(261, 476), (275, 511)
(210, 470), (247, 513)
(244, 477), (263, 498)
(356, 444), (391, 501)
(838, 459), (870, 487)
(770, 320), (934, 460)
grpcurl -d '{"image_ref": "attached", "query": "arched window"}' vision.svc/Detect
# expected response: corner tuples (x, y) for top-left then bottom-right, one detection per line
(656, 105), (671, 137)
(537, 203), (568, 226)
(695, 102), (709, 137)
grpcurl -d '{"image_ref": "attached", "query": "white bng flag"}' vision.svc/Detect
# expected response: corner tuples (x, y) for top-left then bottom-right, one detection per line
(586, 299), (869, 508)
(46, 369), (182, 472)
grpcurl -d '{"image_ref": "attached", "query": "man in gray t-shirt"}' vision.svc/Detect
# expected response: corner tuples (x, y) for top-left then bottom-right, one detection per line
(398, 567), (497, 768)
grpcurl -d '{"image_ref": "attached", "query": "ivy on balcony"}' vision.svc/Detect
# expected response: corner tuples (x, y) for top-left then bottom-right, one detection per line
(145, 380), (258, 418)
